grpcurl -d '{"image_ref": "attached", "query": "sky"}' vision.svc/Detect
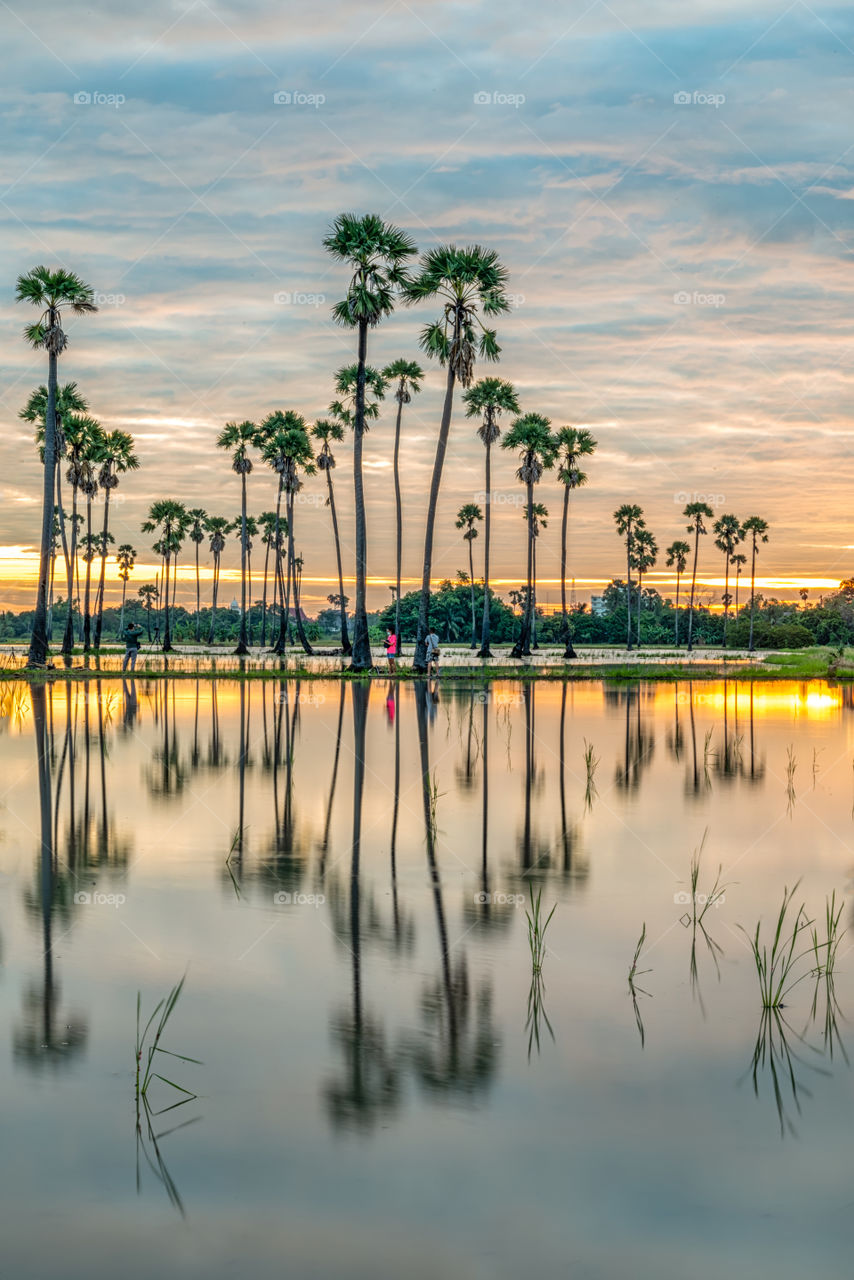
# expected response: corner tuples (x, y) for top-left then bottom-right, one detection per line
(1, 0), (853, 613)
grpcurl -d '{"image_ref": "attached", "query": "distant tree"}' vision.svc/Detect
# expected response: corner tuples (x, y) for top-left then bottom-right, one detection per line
(713, 513), (742, 649)
(116, 544), (136, 633)
(742, 516), (770, 651)
(383, 359), (424, 647)
(613, 505), (645, 651)
(502, 414), (556, 657)
(455, 503), (483, 648)
(630, 527), (658, 648)
(683, 501), (714, 652)
(665, 540), (690, 646)
(554, 426), (596, 659)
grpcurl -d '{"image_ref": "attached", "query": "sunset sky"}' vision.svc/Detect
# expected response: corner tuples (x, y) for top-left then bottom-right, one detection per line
(1, 0), (853, 613)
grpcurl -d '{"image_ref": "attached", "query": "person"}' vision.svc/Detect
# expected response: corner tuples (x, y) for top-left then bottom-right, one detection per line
(425, 628), (441, 677)
(121, 621), (144, 671)
(385, 630), (397, 673)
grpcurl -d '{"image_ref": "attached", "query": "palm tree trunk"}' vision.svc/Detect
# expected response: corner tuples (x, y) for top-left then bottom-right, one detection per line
(326, 468), (351, 655)
(260, 535), (270, 648)
(235, 473), (249, 655)
(83, 496), (93, 652)
(723, 552), (730, 649)
(120, 578), (127, 633)
(393, 393), (404, 652)
(28, 348), (57, 666)
(515, 480), (535, 658)
(626, 534), (633, 651)
(281, 492), (295, 658)
(531, 534), (539, 650)
(636, 570), (643, 648)
(292, 550), (314, 656)
(350, 317), (372, 670)
(272, 477), (286, 653)
(93, 485), (111, 648)
(478, 441), (493, 658)
(195, 540), (201, 642)
(414, 359), (457, 672)
(468, 535), (477, 647)
(208, 557), (219, 645)
(748, 537), (757, 652)
(561, 485), (576, 659)
(247, 548), (253, 647)
(674, 573), (680, 646)
(162, 553), (172, 651)
(62, 481), (78, 656)
(687, 525), (699, 653)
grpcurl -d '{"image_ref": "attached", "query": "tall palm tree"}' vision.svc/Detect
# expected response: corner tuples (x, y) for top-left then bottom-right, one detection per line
(186, 508), (208, 642)
(79, 422), (105, 651)
(713, 513), (742, 650)
(683, 501), (714, 653)
(324, 213), (417, 671)
(525, 502), (548, 650)
(205, 516), (230, 645)
(53, 413), (98, 654)
(257, 511), (278, 648)
(463, 377), (520, 658)
(630, 526), (658, 649)
(116, 544), (136, 633)
(382, 358), (424, 649)
(92, 430), (139, 648)
(554, 426), (597, 659)
(613, 505), (645, 651)
(732, 552), (747, 615)
(260, 412), (316, 656)
(138, 583), (157, 642)
(502, 414), (557, 658)
(15, 266), (97, 666)
(455, 503), (483, 648)
(405, 245), (510, 671)
(21, 381), (89, 643)
(311, 418), (351, 655)
(741, 516), (769, 652)
(141, 500), (187, 652)
(216, 420), (258, 655)
(665, 540), (691, 645)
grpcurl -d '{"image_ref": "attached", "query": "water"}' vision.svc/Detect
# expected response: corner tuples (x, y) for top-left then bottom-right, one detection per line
(1, 677), (853, 1279)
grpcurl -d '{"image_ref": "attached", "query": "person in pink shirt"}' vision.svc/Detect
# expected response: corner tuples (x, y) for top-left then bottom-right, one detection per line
(385, 630), (398, 673)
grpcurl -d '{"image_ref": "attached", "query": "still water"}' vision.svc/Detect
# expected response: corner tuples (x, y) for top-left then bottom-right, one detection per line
(1, 677), (853, 1279)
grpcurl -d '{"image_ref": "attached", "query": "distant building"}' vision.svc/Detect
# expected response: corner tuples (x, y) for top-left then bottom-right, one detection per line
(229, 598), (240, 612)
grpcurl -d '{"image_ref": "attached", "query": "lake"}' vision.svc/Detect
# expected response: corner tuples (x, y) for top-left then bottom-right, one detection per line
(1, 676), (852, 1279)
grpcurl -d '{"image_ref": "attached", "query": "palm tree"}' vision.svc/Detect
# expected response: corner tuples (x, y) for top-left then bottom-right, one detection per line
(554, 426), (597, 659)
(311, 418), (351, 655)
(741, 516), (769, 652)
(713, 513), (742, 650)
(260, 412), (316, 656)
(141, 500), (187, 652)
(732, 552), (747, 615)
(405, 245), (510, 671)
(205, 516), (230, 645)
(53, 413), (98, 654)
(683, 501), (714, 653)
(244, 514), (259, 644)
(382, 358), (424, 649)
(257, 511), (278, 647)
(665, 540), (691, 645)
(524, 502), (548, 650)
(15, 266), (97, 665)
(613, 505), (645, 651)
(116, 544), (136, 632)
(216, 420), (258, 655)
(630, 526), (658, 649)
(455, 504), (483, 647)
(324, 213), (417, 671)
(502, 414), (557, 658)
(186, 508), (208, 642)
(79, 423), (105, 651)
(463, 377), (520, 658)
(21, 381), (89, 646)
(92, 430), (139, 648)
(138, 583), (157, 642)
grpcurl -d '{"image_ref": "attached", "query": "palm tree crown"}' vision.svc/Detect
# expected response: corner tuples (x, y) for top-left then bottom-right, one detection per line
(324, 213), (417, 328)
(406, 245), (510, 386)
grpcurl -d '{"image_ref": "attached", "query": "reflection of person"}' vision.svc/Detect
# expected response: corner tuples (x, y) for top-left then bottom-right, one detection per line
(385, 631), (397, 673)
(122, 677), (138, 731)
(386, 682), (396, 724)
(121, 622), (143, 671)
(425, 629), (441, 677)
